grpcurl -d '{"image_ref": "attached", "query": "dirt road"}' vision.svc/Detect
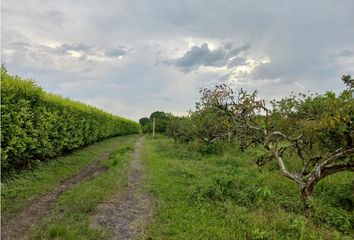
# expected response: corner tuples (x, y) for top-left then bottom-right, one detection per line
(92, 138), (155, 240)
(1, 142), (119, 240)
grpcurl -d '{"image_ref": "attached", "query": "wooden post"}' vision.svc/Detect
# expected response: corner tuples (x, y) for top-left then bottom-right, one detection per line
(152, 117), (156, 138)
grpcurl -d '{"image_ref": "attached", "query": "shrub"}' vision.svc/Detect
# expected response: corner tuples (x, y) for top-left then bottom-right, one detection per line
(1, 68), (140, 176)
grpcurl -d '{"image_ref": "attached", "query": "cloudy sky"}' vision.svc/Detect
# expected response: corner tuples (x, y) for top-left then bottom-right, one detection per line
(2, 0), (354, 121)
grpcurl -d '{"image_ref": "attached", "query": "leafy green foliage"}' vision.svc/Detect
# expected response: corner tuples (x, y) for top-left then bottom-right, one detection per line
(150, 111), (169, 133)
(1, 68), (140, 176)
(139, 117), (150, 126)
(165, 115), (194, 143)
(139, 117), (152, 133)
(139, 111), (169, 133)
(191, 107), (232, 144)
(270, 85), (353, 153)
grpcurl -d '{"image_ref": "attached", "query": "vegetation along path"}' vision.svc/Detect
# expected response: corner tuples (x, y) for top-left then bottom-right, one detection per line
(92, 137), (155, 240)
(1, 140), (124, 240)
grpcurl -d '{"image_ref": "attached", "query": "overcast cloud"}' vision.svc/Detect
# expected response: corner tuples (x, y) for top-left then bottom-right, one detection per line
(1, 0), (354, 120)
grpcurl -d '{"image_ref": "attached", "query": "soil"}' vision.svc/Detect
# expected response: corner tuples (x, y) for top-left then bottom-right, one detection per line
(1, 142), (119, 240)
(92, 138), (155, 240)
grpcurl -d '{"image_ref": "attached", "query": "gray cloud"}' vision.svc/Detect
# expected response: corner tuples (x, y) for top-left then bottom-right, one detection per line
(2, 0), (354, 120)
(2, 36), (131, 70)
(41, 10), (65, 26)
(170, 42), (249, 72)
(105, 45), (129, 57)
(227, 57), (246, 68)
(1, 29), (29, 45)
(60, 43), (92, 52)
(332, 50), (354, 58)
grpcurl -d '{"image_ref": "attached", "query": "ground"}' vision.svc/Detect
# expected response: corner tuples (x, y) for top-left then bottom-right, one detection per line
(92, 138), (154, 240)
(1, 134), (353, 239)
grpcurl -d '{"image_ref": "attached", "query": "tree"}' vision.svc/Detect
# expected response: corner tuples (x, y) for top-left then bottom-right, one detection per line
(191, 107), (232, 145)
(139, 111), (170, 134)
(139, 117), (150, 127)
(138, 117), (152, 133)
(191, 88), (235, 145)
(198, 79), (354, 209)
(166, 115), (194, 143)
(150, 111), (168, 133)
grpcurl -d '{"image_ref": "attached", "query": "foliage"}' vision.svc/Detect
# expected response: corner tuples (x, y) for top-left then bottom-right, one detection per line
(165, 115), (194, 143)
(138, 117), (150, 127)
(139, 117), (152, 133)
(0, 68), (140, 176)
(196, 78), (353, 209)
(191, 106), (233, 144)
(139, 111), (169, 133)
(150, 111), (169, 133)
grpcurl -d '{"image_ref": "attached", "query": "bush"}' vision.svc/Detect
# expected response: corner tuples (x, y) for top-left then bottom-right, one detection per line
(1, 68), (140, 176)
(198, 141), (224, 155)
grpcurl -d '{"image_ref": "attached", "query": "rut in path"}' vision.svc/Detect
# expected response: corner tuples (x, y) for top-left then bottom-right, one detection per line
(1, 141), (122, 240)
(92, 138), (155, 240)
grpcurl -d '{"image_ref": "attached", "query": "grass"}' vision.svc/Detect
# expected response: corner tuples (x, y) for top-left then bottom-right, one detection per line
(141, 135), (354, 240)
(1, 134), (138, 222)
(2, 134), (352, 239)
(27, 135), (138, 239)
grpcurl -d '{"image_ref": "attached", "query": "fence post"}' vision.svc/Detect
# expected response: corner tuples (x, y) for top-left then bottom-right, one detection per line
(153, 117), (156, 138)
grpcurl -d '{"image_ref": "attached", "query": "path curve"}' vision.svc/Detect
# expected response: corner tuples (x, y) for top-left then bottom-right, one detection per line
(92, 137), (155, 240)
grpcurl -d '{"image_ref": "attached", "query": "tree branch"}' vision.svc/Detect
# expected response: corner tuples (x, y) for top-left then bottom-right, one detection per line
(320, 148), (354, 167)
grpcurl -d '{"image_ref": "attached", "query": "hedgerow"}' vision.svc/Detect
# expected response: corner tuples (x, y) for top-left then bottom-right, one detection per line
(1, 68), (140, 175)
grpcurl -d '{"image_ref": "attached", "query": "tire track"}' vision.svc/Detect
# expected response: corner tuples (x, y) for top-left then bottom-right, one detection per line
(92, 138), (155, 240)
(1, 142), (121, 240)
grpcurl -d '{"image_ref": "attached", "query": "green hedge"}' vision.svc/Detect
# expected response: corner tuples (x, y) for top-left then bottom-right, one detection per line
(1, 68), (141, 175)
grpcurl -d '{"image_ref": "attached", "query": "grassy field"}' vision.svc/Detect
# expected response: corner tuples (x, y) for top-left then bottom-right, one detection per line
(141, 135), (353, 240)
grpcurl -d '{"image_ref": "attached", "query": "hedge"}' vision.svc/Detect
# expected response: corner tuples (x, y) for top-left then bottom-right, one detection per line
(1, 68), (141, 175)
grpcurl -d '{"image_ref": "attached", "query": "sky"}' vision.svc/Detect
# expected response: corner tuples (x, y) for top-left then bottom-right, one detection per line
(2, 0), (354, 121)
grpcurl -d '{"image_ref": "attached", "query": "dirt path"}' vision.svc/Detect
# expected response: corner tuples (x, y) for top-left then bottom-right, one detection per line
(1, 142), (121, 240)
(92, 138), (155, 240)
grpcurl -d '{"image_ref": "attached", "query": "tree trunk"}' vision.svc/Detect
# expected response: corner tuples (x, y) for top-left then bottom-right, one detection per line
(300, 178), (317, 211)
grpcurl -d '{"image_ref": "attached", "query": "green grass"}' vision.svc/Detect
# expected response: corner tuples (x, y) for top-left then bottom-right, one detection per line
(2, 134), (352, 239)
(27, 135), (138, 239)
(1, 134), (138, 222)
(141, 135), (354, 240)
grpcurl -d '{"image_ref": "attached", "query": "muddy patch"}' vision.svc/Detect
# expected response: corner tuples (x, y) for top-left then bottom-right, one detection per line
(92, 138), (155, 240)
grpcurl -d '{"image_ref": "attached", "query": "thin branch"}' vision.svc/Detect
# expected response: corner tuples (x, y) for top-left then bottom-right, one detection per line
(320, 148), (354, 167)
